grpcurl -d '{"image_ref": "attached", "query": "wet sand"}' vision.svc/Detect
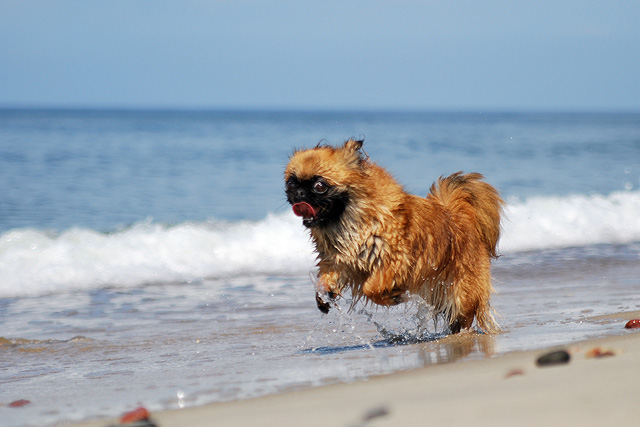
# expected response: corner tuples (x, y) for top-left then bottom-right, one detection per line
(75, 310), (640, 427)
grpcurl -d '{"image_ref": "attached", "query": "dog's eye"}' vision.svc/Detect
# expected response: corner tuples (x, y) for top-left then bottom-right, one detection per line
(313, 180), (329, 194)
(286, 177), (298, 192)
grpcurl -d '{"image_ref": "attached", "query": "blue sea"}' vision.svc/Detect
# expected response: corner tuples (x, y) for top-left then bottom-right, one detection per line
(1, 109), (639, 426)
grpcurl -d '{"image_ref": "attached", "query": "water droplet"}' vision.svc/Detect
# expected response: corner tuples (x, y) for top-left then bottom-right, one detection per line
(177, 390), (186, 408)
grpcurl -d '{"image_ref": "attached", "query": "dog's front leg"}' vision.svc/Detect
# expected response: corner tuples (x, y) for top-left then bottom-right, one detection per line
(315, 270), (341, 313)
(361, 268), (408, 306)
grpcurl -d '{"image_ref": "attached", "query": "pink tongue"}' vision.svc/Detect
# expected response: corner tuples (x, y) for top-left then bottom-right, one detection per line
(292, 202), (318, 219)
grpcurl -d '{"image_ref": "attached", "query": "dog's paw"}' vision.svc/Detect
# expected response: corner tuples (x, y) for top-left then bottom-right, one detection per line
(315, 291), (336, 314)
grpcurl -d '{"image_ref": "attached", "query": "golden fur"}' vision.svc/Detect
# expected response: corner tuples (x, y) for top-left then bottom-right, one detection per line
(284, 139), (504, 333)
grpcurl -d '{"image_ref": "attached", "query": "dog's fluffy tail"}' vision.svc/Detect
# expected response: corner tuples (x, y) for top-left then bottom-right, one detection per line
(430, 172), (504, 258)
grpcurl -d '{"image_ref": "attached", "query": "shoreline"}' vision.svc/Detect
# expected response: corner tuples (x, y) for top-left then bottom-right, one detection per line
(74, 310), (640, 427)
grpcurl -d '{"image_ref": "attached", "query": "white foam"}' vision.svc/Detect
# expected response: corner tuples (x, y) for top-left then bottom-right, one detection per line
(1, 190), (639, 297)
(501, 190), (640, 253)
(0, 214), (315, 298)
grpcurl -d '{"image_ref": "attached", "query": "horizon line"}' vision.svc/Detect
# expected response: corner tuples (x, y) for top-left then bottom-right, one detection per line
(1, 104), (639, 115)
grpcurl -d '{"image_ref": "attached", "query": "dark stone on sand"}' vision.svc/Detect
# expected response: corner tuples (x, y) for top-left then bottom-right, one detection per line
(363, 405), (390, 421)
(536, 349), (571, 367)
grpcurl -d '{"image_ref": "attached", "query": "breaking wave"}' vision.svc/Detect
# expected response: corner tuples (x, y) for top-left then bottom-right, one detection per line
(1, 190), (639, 297)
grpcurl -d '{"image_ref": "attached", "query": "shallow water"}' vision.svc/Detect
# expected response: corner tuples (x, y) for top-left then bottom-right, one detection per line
(1, 109), (640, 426)
(1, 242), (639, 426)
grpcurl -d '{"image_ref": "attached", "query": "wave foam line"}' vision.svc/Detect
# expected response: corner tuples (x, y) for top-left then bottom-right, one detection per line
(1, 190), (639, 297)
(0, 214), (315, 298)
(501, 190), (640, 253)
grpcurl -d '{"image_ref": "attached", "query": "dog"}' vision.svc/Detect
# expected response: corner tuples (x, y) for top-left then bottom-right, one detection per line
(284, 139), (504, 333)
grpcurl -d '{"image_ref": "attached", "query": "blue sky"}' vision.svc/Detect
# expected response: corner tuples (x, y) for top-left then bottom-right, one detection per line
(1, 1), (639, 111)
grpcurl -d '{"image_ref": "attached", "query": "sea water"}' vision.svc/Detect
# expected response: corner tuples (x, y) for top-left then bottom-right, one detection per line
(1, 110), (639, 426)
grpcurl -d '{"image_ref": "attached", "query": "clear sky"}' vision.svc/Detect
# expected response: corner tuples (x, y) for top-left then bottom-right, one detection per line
(1, 1), (639, 111)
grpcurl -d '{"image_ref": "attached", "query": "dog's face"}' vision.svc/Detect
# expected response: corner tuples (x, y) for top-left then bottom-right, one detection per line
(284, 139), (365, 228)
(284, 174), (349, 228)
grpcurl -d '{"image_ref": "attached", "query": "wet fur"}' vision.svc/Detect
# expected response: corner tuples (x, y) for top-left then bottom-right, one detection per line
(284, 139), (504, 333)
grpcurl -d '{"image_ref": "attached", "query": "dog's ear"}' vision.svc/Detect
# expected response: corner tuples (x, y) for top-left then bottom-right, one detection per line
(342, 138), (367, 166)
(344, 138), (363, 152)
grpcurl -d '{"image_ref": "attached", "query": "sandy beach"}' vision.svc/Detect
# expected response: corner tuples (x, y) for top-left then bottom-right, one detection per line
(74, 310), (640, 427)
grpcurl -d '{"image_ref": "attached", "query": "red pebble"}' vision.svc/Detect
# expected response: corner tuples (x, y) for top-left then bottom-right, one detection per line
(120, 407), (150, 423)
(624, 319), (640, 329)
(505, 369), (525, 378)
(8, 399), (31, 408)
(585, 347), (616, 358)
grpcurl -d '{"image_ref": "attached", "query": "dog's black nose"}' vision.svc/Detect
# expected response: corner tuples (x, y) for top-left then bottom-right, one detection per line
(295, 188), (306, 199)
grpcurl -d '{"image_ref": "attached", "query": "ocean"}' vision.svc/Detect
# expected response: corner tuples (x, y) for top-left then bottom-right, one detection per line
(1, 109), (639, 426)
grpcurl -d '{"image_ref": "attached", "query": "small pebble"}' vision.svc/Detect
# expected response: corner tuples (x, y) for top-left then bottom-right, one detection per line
(624, 319), (640, 329)
(505, 368), (525, 378)
(585, 347), (616, 359)
(536, 349), (570, 367)
(120, 407), (150, 423)
(362, 405), (390, 421)
(8, 399), (31, 408)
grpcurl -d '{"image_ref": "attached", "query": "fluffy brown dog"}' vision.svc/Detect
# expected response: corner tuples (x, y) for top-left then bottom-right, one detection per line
(284, 139), (504, 334)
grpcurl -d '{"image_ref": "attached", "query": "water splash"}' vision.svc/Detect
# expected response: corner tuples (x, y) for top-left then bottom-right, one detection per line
(300, 295), (448, 354)
(366, 296), (447, 344)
